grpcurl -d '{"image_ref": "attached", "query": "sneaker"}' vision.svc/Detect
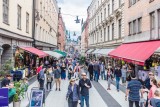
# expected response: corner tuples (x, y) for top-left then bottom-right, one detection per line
(59, 88), (61, 91)
(107, 88), (109, 90)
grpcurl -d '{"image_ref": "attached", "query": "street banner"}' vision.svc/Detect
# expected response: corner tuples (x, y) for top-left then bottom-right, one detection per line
(0, 88), (9, 107)
(29, 89), (44, 107)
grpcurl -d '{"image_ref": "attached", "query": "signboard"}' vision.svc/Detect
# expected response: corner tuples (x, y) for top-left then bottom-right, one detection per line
(0, 88), (9, 107)
(29, 89), (44, 107)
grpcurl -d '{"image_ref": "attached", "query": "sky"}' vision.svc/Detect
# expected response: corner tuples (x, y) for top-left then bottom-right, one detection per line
(57, 0), (92, 40)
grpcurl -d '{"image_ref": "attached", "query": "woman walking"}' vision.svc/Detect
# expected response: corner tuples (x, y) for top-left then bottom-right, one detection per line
(66, 78), (80, 107)
(46, 67), (53, 91)
(68, 64), (74, 80)
(106, 69), (113, 90)
(61, 63), (66, 80)
(54, 65), (61, 91)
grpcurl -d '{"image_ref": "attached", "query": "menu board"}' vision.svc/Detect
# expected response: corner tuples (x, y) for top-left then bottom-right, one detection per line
(29, 89), (44, 107)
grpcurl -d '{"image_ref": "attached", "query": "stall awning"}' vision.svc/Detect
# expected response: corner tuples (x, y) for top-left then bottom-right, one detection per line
(92, 49), (100, 54)
(44, 51), (63, 59)
(86, 49), (94, 54)
(19, 47), (48, 58)
(108, 41), (160, 66)
(54, 50), (67, 57)
(97, 49), (114, 56)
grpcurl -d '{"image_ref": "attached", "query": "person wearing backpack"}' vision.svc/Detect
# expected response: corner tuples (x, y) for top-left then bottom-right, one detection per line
(66, 78), (80, 107)
(150, 89), (160, 107)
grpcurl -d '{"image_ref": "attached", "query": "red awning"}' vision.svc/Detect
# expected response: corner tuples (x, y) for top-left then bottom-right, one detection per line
(108, 41), (160, 66)
(19, 47), (48, 58)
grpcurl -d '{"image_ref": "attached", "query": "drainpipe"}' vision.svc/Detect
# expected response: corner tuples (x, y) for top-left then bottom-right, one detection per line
(32, 0), (36, 47)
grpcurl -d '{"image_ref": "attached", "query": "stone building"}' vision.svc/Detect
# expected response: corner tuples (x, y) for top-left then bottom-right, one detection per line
(88, 0), (125, 49)
(34, 0), (58, 50)
(0, 0), (33, 66)
(57, 8), (66, 51)
(124, 0), (160, 43)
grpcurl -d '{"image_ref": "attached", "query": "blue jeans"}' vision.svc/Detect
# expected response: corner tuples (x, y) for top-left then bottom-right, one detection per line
(94, 71), (99, 82)
(81, 95), (89, 107)
(101, 71), (106, 80)
(116, 77), (120, 90)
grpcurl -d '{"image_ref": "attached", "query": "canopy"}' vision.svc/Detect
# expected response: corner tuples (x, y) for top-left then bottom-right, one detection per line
(19, 47), (48, 58)
(108, 41), (160, 66)
(54, 50), (67, 57)
(97, 49), (114, 56)
(92, 49), (100, 54)
(86, 49), (95, 54)
(44, 51), (63, 59)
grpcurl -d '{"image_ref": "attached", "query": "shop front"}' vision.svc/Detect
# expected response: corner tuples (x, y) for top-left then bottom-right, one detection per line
(108, 40), (160, 81)
(14, 47), (48, 80)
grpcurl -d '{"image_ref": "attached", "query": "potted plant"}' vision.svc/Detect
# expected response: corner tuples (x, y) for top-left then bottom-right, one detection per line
(13, 81), (25, 107)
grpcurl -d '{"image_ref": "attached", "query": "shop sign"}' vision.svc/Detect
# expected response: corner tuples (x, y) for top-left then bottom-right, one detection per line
(0, 88), (9, 107)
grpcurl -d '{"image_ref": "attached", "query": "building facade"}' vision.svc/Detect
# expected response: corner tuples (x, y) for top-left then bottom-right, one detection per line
(0, 0), (33, 66)
(81, 23), (86, 56)
(34, 0), (58, 50)
(88, 0), (125, 49)
(124, 0), (160, 43)
(57, 8), (66, 51)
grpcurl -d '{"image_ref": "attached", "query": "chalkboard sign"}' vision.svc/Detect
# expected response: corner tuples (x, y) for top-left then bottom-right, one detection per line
(29, 89), (44, 107)
(0, 88), (9, 107)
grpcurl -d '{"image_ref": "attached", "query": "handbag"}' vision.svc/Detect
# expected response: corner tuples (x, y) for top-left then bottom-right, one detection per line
(126, 73), (131, 81)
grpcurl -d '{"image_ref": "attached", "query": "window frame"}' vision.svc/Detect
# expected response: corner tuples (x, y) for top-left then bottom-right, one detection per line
(137, 17), (142, 33)
(150, 12), (155, 30)
(3, 0), (9, 24)
(133, 20), (136, 35)
(108, 26), (110, 41)
(112, 23), (114, 40)
(129, 22), (132, 35)
(26, 12), (29, 33)
(108, 4), (110, 16)
(119, 19), (122, 38)
(17, 5), (22, 30)
(112, 0), (114, 13)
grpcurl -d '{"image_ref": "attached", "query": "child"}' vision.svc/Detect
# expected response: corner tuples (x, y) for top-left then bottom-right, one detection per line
(106, 69), (113, 90)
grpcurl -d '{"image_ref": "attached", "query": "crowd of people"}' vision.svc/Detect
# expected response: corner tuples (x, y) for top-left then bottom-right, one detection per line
(2, 56), (160, 107)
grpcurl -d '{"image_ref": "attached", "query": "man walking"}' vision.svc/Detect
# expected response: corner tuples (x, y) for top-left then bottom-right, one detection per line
(114, 66), (122, 92)
(79, 72), (92, 107)
(125, 73), (143, 107)
(93, 60), (100, 82)
(38, 66), (46, 89)
(88, 61), (93, 81)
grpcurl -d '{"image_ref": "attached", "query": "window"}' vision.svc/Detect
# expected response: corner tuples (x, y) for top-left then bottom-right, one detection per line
(150, 12), (155, 30)
(101, 13), (102, 22)
(98, 1), (99, 7)
(104, 28), (106, 41)
(17, 5), (21, 29)
(129, 0), (132, 7)
(40, 2), (42, 15)
(97, 32), (99, 42)
(129, 22), (132, 35)
(108, 26), (110, 41)
(104, 8), (106, 20)
(40, 27), (41, 40)
(119, 0), (121, 7)
(98, 16), (99, 24)
(138, 17), (142, 33)
(101, 30), (103, 41)
(119, 19), (122, 38)
(133, 20), (136, 34)
(112, 23), (114, 40)
(108, 4), (110, 16)
(3, 0), (9, 24)
(112, 0), (114, 13)
(133, 0), (136, 4)
(158, 10), (160, 28)
(26, 13), (29, 33)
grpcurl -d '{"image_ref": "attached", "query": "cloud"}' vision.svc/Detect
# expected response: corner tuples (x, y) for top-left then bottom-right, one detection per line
(57, 0), (92, 40)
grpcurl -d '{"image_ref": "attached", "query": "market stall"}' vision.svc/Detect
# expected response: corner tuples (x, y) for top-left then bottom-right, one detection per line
(44, 51), (63, 59)
(14, 47), (48, 78)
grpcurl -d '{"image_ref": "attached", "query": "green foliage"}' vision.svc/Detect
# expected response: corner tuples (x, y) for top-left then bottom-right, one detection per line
(13, 81), (26, 102)
(1, 59), (13, 71)
(80, 56), (86, 65)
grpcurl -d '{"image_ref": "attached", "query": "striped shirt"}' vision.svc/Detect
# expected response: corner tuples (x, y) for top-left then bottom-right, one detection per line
(127, 79), (142, 101)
